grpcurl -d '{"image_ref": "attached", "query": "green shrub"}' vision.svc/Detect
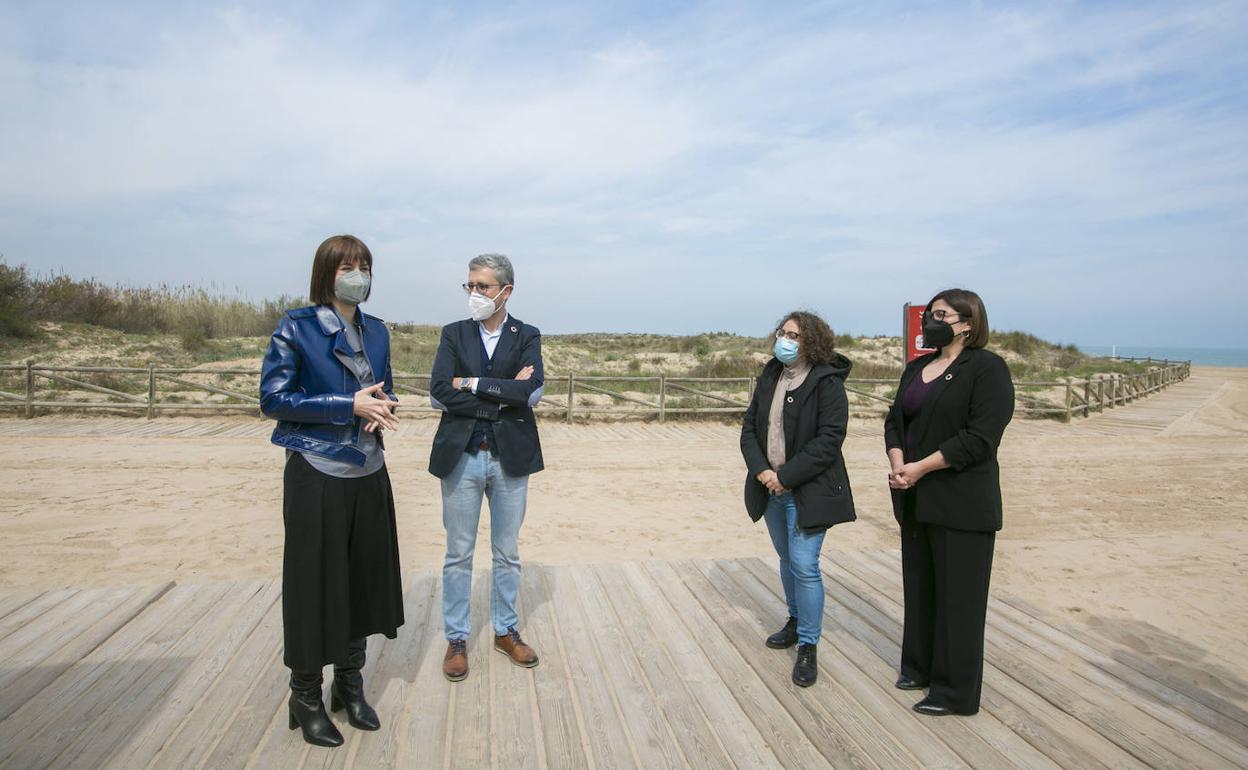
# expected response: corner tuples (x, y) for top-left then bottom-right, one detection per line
(2, 259), (302, 340)
(0, 261), (38, 338)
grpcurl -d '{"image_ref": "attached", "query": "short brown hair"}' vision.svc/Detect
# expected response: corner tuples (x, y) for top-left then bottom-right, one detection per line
(309, 235), (373, 305)
(926, 288), (989, 349)
(775, 310), (839, 366)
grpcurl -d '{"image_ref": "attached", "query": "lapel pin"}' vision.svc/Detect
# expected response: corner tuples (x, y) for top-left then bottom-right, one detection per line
(786, 395), (794, 403)
(510, 326), (517, 333)
(945, 373), (953, 381)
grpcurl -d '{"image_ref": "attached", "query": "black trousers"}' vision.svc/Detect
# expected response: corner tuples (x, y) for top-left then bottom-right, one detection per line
(282, 452), (404, 671)
(899, 512), (995, 714)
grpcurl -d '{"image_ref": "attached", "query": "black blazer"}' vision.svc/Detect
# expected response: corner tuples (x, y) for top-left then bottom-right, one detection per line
(884, 347), (1014, 532)
(740, 355), (856, 531)
(428, 316), (545, 479)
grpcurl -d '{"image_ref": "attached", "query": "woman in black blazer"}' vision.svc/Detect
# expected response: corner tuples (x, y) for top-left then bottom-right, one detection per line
(741, 310), (856, 688)
(884, 288), (1013, 716)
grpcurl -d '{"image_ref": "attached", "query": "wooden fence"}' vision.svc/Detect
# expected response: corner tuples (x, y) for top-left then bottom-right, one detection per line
(0, 358), (1191, 423)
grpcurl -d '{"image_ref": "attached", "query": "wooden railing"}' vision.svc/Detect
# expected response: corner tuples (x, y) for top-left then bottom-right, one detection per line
(0, 359), (1191, 423)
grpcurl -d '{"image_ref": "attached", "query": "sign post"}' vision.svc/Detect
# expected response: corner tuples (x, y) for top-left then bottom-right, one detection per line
(903, 303), (937, 363)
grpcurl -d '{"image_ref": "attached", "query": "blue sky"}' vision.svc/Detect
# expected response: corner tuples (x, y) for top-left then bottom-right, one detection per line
(2, 1), (1246, 347)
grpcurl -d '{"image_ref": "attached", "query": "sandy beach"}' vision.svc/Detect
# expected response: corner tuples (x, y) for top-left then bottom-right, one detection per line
(1, 367), (1245, 700)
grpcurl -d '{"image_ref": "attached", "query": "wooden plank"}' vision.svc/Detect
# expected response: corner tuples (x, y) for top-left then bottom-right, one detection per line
(48, 581), (271, 769)
(851, 544), (1248, 743)
(194, 642), (286, 769)
(445, 571), (493, 770)
(0, 587), (123, 675)
(141, 586), (282, 769)
(719, 558), (973, 770)
(819, 553), (1142, 770)
(858, 549), (1248, 763)
(736, 557), (1055, 770)
(669, 559), (879, 769)
(394, 578), (452, 770)
(686, 558), (916, 769)
(490, 571), (541, 770)
(641, 560), (831, 769)
(565, 563), (690, 769)
(347, 575), (439, 769)
(0, 582), (228, 768)
(241, 581), (431, 770)
(117, 580), (281, 768)
(1011, 590), (1248, 737)
(0, 591), (42, 623)
(846, 549), (1234, 769)
(518, 564), (591, 770)
(0, 583), (173, 722)
(541, 565), (639, 770)
(0, 588), (79, 644)
(600, 562), (778, 770)
(616, 562), (783, 770)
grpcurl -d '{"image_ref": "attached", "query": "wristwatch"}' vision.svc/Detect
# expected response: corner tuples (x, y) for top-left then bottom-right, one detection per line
(459, 377), (473, 392)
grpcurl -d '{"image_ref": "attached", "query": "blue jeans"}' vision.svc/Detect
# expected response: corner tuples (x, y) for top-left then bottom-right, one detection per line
(763, 492), (826, 645)
(441, 451), (529, 640)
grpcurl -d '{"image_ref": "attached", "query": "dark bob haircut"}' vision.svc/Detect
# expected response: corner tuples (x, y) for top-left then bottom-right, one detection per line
(775, 310), (839, 366)
(309, 235), (373, 305)
(926, 288), (989, 349)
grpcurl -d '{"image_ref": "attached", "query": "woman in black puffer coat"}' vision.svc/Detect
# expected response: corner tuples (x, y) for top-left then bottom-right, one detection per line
(741, 310), (856, 688)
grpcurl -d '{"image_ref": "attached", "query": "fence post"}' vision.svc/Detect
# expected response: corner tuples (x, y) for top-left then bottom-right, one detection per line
(1097, 376), (1105, 413)
(658, 373), (666, 423)
(566, 374), (575, 424)
(25, 360), (34, 419)
(1082, 378), (1091, 417)
(147, 364), (156, 419)
(1064, 378), (1073, 423)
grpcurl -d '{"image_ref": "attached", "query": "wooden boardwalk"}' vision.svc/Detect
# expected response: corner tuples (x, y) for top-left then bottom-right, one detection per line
(1, 553), (1245, 769)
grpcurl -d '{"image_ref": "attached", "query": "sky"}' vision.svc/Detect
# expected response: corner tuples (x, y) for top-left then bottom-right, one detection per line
(1, 0), (1246, 347)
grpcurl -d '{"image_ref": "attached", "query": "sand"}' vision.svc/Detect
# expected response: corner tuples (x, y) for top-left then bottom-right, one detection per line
(0, 367), (1245, 699)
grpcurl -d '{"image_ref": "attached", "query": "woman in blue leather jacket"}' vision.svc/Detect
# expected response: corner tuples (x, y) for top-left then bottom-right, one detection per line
(260, 235), (405, 748)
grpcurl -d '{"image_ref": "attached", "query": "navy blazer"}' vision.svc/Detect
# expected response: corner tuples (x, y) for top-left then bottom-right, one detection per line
(884, 347), (1014, 532)
(260, 305), (396, 466)
(428, 316), (545, 479)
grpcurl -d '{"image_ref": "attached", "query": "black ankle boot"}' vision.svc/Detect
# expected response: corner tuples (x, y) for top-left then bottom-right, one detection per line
(792, 643), (818, 687)
(331, 638), (380, 731)
(766, 616), (799, 649)
(289, 670), (344, 747)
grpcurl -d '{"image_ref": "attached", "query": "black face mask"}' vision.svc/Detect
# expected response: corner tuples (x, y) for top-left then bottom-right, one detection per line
(922, 318), (956, 349)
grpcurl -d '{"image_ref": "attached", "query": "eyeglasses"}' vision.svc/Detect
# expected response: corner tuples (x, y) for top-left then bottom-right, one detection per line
(775, 330), (801, 342)
(923, 309), (966, 322)
(462, 282), (501, 294)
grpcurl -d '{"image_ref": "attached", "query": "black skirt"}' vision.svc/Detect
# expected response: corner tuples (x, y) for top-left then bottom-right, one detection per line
(282, 451), (404, 670)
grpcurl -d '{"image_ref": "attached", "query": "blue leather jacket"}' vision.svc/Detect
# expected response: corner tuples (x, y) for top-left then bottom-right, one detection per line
(260, 305), (396, 466)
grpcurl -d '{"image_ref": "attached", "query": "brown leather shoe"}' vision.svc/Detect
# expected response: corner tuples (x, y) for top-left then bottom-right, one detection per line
(494, 627), (539, 668)
(443, 639), (468, 682)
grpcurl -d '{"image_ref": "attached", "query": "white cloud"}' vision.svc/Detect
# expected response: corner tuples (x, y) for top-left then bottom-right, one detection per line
(1, 1), (1245, 346)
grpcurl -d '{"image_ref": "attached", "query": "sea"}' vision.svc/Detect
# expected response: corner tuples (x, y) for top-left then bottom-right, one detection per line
(1078, 345), (1248, 368)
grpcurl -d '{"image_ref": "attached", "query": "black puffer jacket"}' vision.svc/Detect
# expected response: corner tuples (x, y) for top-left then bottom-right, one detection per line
(740, 354), (856, 530)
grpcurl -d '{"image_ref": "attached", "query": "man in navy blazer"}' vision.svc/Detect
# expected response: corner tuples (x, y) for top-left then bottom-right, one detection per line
(428, 254), (544, 682)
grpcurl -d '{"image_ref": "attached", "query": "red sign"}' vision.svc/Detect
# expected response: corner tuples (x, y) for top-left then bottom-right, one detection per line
(904, 303), (936, 362)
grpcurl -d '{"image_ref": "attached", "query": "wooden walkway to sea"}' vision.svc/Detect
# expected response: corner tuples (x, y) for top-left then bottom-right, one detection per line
(2, 551), (1246, 769)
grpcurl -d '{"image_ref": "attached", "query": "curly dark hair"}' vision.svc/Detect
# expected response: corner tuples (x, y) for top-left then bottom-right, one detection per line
(774, 310), (838, 366)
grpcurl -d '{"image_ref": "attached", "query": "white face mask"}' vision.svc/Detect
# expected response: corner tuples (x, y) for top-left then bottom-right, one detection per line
(468, 287), (508, 321)
(334, 269), (370, 305)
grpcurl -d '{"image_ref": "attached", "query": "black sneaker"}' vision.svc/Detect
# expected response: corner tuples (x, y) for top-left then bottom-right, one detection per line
(792, 643), (817, 687)
(765, 616), (799, 649)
